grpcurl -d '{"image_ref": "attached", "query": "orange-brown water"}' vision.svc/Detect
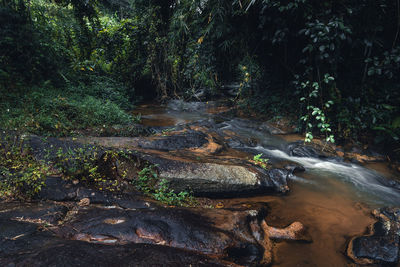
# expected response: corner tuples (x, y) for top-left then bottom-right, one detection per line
(133, 104), (182, 126)
(218, 177), (375, 267)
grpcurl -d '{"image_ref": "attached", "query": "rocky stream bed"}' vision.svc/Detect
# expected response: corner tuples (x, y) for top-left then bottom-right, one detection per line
(1, 100), (400, 266)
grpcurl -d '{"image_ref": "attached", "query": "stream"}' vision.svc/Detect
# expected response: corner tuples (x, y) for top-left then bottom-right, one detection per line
(1, 101), (398, 266)
(134, 101), (400, 266)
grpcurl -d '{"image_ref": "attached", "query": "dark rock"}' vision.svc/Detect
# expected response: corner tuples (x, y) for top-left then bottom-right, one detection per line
(54, 205), (268, 265)
(287, 141), (325, 158)
(136, 130), (208, 151)
(27, 135), (100, 163)
(75, 187), (113, 204)
(266, 168), (291, 193)
(351, 235), (399, 263)
(146, 156), (290, 196)
(284, 164), (306, 174)
(0, 201), (267, 265)
(0, 202), (68, 226)
(259, 122), (285, 135)
(0, 234), (232, 267)
(167, 100), (217, 112)
(39, 176), (77, 201)
(0, 219), (38, 241)
(0, 202), (68, 247)
(348, 207), (400, 265)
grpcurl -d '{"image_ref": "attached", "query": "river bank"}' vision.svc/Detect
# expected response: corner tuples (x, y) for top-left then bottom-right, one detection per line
(1, 100), (399, 266)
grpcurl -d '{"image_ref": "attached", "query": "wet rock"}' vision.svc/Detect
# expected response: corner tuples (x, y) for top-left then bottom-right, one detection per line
(284, 164), (306, 174)
(76, 188), (113, 204)
(38, 175), (159, 209)
(347, 207), (400, 265)
(136, 130), (208, 151)
(0, 202), (68, 226)
(287, 141), (326, 158)
(0, 234), (234, 267)
(148, 156), (290, 195)
(167, 100), (218, 112)
(13, 125), (292, 197)
(27, 135), (99, 163)
(55, 205), (267, 265)
(39, 176), (77, 201)
(259, 122), (285, 135)
(345, 152), (386, 163)
(64, 130), (210, 152)
(0, 201), (266, 265)
(263, 221), (311, 242)
(351, 235), (399, 264)
(0, 202), (68, 246)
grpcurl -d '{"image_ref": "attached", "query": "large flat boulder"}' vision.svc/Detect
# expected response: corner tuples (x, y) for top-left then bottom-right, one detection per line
(24, 133), (290, 197)
(143, 156), (290, 196)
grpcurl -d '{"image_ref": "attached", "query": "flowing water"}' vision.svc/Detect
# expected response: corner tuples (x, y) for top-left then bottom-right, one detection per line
(133, 101), (400, 266)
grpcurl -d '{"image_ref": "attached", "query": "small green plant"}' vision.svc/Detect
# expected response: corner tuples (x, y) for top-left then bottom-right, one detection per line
(132, 164), (195, 206)
(161, 127), (176, 136)
(135, 165), (159, 193)
(253, 153), (269, 169)
(0, 136), (49, 199)
(300, 73), (335, 145)
(153, 178), (195, 206)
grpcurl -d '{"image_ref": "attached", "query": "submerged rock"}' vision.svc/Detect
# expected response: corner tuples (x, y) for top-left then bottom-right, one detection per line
(347, 207), (400, 265)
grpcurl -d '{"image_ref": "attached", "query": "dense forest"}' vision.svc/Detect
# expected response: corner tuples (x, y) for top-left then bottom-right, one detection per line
(1, 0), (400, 156)
(2, 2), (400, 265)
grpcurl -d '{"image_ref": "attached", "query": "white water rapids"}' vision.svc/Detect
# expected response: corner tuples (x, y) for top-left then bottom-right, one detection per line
(221, 119), (400, 207)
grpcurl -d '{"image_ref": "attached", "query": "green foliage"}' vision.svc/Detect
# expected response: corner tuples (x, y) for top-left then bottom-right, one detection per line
(135, 165), (159, 193)
(1, 0), (400, 155)
(52, 146), (130, 191)
(252, 153), (269, 169)
(0, 135), (49, 199)
(0, 81), (133, 136)
(299, 74), (335, 144)
(132, 164), (195, 206)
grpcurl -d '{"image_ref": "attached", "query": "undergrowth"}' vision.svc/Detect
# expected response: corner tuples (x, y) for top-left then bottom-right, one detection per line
(0, 135), (49, 199)
(0, 79), (136, 136)
(51, 146), (132, 192)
